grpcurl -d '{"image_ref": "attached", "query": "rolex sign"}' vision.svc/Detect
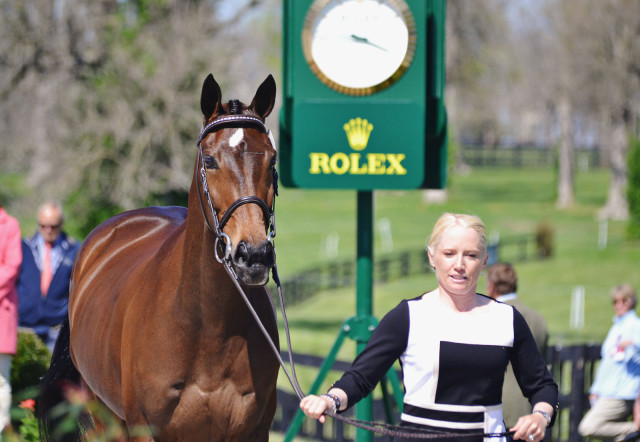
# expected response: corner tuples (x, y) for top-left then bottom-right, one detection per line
(309, 118), (408, 177)
(279, 0), (448, 190)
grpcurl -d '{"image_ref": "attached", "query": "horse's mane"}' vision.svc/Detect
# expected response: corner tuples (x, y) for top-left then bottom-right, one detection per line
(227, 99), (243, 115)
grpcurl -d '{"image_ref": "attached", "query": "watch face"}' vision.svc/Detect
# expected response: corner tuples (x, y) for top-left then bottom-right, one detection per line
(303, 0), (417, 96)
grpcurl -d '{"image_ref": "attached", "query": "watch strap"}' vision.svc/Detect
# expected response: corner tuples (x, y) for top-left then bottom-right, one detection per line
(533, 409), (552, 427)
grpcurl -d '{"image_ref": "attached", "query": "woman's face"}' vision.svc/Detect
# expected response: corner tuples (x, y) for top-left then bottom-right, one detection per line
(612, 295), (633, 317)
(428, 225), (487, 297)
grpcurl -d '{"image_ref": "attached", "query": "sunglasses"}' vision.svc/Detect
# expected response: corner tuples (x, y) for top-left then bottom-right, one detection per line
(39, 223), (62, 230)
(612, 297), (629, 305)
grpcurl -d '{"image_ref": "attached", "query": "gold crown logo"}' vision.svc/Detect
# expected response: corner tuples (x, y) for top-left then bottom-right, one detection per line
(343, 118), (373, 151)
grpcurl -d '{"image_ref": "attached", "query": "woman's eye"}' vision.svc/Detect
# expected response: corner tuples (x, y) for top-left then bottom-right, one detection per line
(203, 155), (218, 169)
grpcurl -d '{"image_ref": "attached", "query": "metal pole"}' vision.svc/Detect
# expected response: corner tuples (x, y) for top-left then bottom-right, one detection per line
(355, 190), (374, 442)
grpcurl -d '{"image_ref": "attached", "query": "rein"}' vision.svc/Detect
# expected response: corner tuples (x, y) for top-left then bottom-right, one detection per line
(195, 114), (305, 399)
(194, 115), (514, 440)
(325, 414), (515, 440)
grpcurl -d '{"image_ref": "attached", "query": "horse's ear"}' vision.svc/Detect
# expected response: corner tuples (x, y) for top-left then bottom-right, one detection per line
(201, 74), (223, 121)
(250, 74), (276, 120)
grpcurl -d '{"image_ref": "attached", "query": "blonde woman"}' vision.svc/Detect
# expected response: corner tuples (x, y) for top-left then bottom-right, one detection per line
(300, 213), (558, 442)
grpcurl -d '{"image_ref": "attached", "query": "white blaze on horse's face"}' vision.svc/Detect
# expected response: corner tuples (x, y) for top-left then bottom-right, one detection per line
(228, 129), (244, 148)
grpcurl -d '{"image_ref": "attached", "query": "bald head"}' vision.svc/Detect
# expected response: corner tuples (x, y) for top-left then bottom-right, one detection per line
(37, 201), (65, 245)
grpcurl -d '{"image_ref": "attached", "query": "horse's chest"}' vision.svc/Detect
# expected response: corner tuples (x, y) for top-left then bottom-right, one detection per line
(138, 340), (277, 440)
(161, 381), (265, 439)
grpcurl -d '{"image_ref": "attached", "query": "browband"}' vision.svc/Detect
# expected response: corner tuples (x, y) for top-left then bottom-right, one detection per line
(197, 115), (267, 146)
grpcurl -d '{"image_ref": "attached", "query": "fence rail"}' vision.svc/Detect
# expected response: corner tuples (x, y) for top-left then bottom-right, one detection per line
(271, 344), (602, 441)
(460, 145), (601, 169)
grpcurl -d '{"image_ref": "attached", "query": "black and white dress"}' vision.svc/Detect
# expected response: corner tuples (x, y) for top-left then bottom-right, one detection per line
(332, 293), (558, 442)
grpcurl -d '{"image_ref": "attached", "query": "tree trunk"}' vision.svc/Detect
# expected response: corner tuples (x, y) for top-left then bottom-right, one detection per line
(599, 109), (630, 220)
(556, 95), (575, 209)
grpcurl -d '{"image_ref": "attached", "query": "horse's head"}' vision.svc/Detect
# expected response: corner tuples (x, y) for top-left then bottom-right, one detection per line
(197, 74), (277, 286)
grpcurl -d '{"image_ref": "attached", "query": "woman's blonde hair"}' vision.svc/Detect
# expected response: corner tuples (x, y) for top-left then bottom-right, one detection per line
(427, 212), (487, 256)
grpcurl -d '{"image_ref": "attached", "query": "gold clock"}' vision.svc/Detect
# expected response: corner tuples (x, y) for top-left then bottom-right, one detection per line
(302, 0), (417, 96)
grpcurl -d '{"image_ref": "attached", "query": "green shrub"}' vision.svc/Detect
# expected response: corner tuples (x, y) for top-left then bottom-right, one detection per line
(628, 135), (640, 239)
(536, 220), (554, 258)
(10, 331), (50, 396)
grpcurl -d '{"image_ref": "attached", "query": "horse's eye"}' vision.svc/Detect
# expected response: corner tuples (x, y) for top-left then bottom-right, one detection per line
(269, 156), (277, 169)
(203, 155), (218, 170)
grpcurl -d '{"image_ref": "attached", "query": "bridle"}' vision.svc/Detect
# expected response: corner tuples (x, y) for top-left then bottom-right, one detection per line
(195, 114), (277, 264)
(195, 113), (305, 399)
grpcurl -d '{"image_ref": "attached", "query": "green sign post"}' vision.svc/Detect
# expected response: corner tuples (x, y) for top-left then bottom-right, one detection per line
(280, 0), (447, 440)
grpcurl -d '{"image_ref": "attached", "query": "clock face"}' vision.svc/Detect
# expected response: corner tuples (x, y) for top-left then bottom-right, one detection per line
(303, 0), (417, 96)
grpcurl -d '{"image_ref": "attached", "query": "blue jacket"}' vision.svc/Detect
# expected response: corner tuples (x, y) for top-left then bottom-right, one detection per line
(590, 310), (640, 399)
(16, 232), (80, 336)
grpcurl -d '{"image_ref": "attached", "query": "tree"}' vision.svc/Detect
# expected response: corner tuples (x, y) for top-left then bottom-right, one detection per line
(445, 0), (510, 165)
(0, 0), (280, 235)
(511, 0), (640, 216)
(559, 0), (640, 220)
(627, 135), (640, 238)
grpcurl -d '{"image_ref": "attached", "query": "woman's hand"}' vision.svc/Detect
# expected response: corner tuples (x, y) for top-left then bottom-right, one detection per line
(510, 411), (550, 442)
(299, 394), (333, 424)
(300, 389), (347, 424)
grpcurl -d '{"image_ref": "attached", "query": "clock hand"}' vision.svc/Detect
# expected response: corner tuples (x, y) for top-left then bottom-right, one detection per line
(350, 34), (388, 52)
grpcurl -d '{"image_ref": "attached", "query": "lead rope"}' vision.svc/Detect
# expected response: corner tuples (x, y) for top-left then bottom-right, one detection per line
(196, 121), (513, 439)
(219, 242), (515, 440)
(201, 182), (513, 440)
(218, 255), (306, 399)
(196, 138), (306, 399)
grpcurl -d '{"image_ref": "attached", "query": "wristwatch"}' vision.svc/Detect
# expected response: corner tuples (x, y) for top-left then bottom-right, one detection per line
(533, 410), (552, 427)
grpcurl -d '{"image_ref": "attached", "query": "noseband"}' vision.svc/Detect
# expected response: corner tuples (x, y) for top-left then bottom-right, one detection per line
(195, 115), (277, 264)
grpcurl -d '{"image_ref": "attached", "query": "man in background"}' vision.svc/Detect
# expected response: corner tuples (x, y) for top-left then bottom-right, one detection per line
(486, 262), (549, 428)
(17, 201), (80, 353)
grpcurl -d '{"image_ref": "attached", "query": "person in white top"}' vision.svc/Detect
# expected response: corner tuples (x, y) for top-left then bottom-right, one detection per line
(299, 212), (558, 442)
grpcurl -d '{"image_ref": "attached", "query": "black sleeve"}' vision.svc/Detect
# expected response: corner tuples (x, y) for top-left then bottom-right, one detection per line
(332, 300), (410, 410)
(510, 308), (559, 425)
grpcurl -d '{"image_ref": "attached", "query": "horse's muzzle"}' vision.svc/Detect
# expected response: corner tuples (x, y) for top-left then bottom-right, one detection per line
(232, 239), (274, 286)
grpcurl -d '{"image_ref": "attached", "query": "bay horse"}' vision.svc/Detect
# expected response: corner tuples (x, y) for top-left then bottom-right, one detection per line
(38, 74), (281, 441)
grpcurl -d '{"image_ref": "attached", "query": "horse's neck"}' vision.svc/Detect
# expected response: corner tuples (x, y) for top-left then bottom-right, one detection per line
(178, 199), (245, 324)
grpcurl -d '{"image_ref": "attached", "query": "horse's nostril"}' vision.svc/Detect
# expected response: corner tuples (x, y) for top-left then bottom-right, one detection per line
(233, 240), (274, 268)
(235, 241), (250, 266)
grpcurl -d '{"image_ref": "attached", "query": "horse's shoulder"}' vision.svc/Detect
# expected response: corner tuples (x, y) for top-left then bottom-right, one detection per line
(81, 206), (186, 250)
(118, 205), (187, 223)
(97, 206), (186, 229)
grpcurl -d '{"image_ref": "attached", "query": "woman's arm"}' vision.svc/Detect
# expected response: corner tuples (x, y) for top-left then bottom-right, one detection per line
(299, 300), (410, 421)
